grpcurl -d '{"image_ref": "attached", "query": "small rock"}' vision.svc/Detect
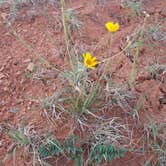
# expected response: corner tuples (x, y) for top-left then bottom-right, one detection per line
(0, 140), (3, 147)
(160, 8), (166, 17)
(3, 87), (8, 91)
(23, 59), (31, 63)
(26, 62), (35, 72)
(155, 8), (161, 13)
(0, 12), (8, 20)
(16, 71), (22, 77)
(0, 66), (4, 72)
(9, 107), (19, 113)
(0, 73), (5, 79)
(146, 6), (155, 14)
(6, 56), (12, 62)
(159, 95), (166, 105)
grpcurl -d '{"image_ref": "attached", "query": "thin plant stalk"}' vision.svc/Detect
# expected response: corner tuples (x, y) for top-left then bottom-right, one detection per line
(109, 33), (114, 55)
(60, 0), (74, 69)
(128, 16), (147, 86)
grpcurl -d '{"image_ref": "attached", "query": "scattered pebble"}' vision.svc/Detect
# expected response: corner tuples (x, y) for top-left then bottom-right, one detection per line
(0, 73), (5, 79)
(26, 62), (35, 72)
(0, 12), (8, 20)
(23, 59), (31, 63)
(9, 107), (19, 113)
(160, 8), (166, 17)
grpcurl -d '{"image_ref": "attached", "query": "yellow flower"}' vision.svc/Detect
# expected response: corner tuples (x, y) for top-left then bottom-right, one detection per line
(105, 21), (120, 33)
(83, 52), (99, 69)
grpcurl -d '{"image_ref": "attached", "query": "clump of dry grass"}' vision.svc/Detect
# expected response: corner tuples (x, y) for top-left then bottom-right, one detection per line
(90, 117), (132, 147)
(0, 0), (59, 23)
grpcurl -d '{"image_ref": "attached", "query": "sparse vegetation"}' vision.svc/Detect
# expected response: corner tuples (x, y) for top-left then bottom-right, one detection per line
(121, 0), (143, 16)
(0, 0), (165, 165)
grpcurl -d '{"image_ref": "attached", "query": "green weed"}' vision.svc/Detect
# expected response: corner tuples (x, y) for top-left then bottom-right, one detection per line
(121, 0), (143, 16)
(144, 121), (166, 165)
(8, 126), (30, 146)
(38, 134), (127, 165)
(88, 143), (126, 164)
(66, 8), (82, 33)
(145, 64), (166, 79)
(124, 17), (146, 86)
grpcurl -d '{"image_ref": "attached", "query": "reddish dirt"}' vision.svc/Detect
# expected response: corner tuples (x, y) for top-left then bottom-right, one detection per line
(0, 0), (166, 166)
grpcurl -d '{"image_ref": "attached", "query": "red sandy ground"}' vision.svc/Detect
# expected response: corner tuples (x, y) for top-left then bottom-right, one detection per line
(0, 0), (166, 165)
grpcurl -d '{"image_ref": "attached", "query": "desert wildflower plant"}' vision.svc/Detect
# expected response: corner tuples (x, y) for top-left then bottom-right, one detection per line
(83, 52), (99, 69)
(3, 0), (165, 165)
(104, 21), (120, 56)
(105, 21), (120, 33)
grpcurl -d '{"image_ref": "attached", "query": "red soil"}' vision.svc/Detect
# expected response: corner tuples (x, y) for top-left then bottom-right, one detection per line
(0, 0), (165, 165)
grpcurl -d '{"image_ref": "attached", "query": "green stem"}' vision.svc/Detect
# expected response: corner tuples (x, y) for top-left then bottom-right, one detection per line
(109, 33), (114, 55)
(60, 0), (74, 69)
(129, 17), (147, 86)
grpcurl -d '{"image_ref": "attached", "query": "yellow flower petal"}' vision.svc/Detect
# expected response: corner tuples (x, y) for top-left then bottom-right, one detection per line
(85, 52), (92, 59)
(82, 52), (99, 69)
(92, 57), (97, 61)
(83, 53), (86, 58)
(89, 66), (95, 69)
(105, 21), (120, 33)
